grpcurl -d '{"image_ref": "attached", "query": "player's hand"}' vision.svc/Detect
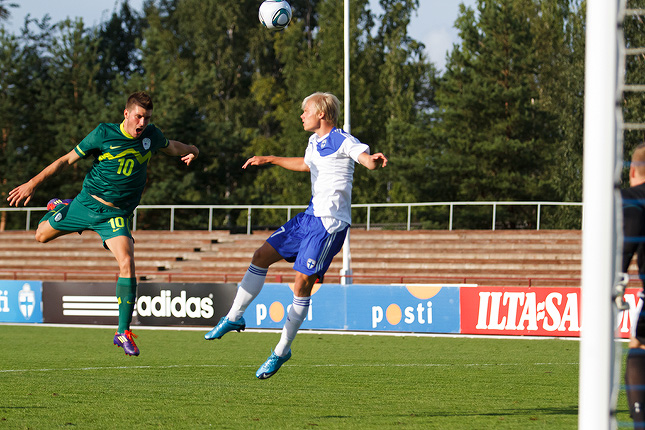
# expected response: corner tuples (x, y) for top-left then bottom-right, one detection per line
(371, 153), (388, 168)
(7, 182), (35, 207)
(359, 152), (388, 169)
(180, 145), (198, 166)
(242, 156), (271, 169)
(180, 153), (196, 166)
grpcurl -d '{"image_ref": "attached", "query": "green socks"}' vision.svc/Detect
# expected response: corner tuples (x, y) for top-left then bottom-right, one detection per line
(116, 277), (137, 333)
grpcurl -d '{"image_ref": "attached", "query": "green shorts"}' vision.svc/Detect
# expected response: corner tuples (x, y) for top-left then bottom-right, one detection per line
(43, 191), (134, 245)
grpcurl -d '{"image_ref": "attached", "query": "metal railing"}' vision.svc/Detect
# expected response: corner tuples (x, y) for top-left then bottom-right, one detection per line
(0, 268), (584, 288)
(0, 201), (583, 232)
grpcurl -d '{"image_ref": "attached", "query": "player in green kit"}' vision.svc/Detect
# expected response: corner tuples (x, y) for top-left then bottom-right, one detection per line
(7, 91), (199, 356)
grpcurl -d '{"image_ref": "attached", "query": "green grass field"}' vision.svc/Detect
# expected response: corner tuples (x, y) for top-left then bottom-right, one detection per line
(0, 325), (631, 429)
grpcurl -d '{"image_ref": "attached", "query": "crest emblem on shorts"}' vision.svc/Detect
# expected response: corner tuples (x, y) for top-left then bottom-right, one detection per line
(54, 213), (63, 222)
(307, 258), (316, 270)
(142, 138), (151, 150)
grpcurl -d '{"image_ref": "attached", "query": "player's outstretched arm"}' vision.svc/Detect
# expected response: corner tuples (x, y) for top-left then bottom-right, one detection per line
(161, 140), (199, 166)
(7, 150), (80, 207)
(358, 152), (388, 170)
(242, 156), (309, 172)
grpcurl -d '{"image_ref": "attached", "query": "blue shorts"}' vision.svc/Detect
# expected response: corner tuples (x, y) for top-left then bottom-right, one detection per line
(266, 212), (348, 277)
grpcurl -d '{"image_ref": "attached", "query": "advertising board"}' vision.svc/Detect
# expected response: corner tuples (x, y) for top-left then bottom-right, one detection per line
(460, 286), (581, 337)
(245, 283), (462, 333)
(0, 280), (43, 323)
(42, 282), (236, 326)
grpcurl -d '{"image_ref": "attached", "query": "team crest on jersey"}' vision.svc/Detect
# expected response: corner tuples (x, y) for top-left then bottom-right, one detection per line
(306, 258), (316, 270)
(142, 138), (151, 150)
(318, 139), (327, 150)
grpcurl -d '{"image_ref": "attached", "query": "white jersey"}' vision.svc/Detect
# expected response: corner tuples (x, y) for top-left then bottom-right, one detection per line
(303, 127), (369, 228)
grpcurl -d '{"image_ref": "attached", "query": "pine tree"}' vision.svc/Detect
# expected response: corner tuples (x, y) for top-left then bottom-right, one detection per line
(435, 0), (580, 228)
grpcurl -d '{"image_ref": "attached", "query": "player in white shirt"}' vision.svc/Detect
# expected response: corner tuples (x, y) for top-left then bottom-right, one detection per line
(205, 92), (388, 379)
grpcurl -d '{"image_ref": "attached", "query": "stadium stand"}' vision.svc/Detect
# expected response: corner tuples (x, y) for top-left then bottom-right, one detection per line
(0, 229), (594, 287)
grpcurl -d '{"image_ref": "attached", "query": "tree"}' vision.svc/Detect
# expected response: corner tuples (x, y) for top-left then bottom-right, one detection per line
(622, 0), (645, 165)
(536, 0), (585, 208)
(354, 0), (437, 219)
(434, 0), (572, 228)
(245, 0), (438, 228)
(134, 0), (264, 228)
(96, 0), (146, 97)
(0, 30), (25, 230)
(0, 0), (592, 232)
(0, 0), (17, 22)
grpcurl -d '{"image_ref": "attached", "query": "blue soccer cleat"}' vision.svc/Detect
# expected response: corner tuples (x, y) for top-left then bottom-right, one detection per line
(47, 198), (72, 211)
(256, 350), (291, 380)
(113, 330), (140, 356)
(204, 316), (246, 340)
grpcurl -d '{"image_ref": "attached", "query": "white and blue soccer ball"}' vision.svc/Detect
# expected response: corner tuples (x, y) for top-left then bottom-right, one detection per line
(258, 0), (292, 31)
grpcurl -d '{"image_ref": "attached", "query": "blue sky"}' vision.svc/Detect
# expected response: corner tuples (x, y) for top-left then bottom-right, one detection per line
(4, 0), (477, 70)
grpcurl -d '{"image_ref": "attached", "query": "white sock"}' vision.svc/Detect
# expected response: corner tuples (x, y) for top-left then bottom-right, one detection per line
(226, 264), (267, 321)
(274, 296), (311, 357)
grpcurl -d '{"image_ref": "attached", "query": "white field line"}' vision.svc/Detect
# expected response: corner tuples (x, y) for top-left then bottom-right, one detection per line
(0, 322), (589, 341)
(0, 361), (579, 374)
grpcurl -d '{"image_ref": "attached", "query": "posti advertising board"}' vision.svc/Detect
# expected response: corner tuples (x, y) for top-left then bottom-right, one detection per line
(245, 283), (462, 334)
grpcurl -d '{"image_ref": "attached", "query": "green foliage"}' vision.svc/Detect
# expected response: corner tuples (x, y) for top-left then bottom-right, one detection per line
(0, 0), (17, 22)
(435, 0), (585, 228)
(623, 0), (645, 176)
(0, 0), (591, 230)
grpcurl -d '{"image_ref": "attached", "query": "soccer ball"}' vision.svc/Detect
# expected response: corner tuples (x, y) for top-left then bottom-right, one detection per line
(258, 0), (292, 31)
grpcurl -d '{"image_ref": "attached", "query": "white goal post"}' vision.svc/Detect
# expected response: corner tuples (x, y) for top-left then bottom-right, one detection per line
(579, 0), (621, 428)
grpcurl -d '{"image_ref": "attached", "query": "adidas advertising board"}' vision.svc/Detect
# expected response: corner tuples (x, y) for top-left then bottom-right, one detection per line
(136, 283), (237, 325)
(0, 281), (43, 323)
(42, 282), (236, 325)
(43, 282), (136, 325)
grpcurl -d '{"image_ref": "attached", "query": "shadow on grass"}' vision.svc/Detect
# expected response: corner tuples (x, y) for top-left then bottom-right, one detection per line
(0, 406), (47, 409)
(376, 405), (581, 419)
(314, 406), (580, 421)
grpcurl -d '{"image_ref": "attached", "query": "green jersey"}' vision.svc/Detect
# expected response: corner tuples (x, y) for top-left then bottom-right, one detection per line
(74, 122), (169, 212)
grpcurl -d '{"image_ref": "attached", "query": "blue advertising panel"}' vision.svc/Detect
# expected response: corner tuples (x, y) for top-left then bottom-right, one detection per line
(0, 280), (43, 323)
(245, 283), (305, 329)
(246, 283), (347, 330)
(347, 284), (461, 333)
(245, 283), (460, 333)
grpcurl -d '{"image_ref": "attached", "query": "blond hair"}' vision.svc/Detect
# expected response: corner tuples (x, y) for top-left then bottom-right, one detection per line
(302, 92), (340, 127)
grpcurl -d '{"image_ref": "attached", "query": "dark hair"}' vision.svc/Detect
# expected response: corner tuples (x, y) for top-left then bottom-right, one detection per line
(126, 91), (153, 111)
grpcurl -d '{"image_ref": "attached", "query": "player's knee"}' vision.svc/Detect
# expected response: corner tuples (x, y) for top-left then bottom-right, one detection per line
(251, 247), (273, 267)
(293, 273), (316, 296)
(117, 255), (135, 275)
(251, 249), (265, 266)
(34, 230), (52, 243)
